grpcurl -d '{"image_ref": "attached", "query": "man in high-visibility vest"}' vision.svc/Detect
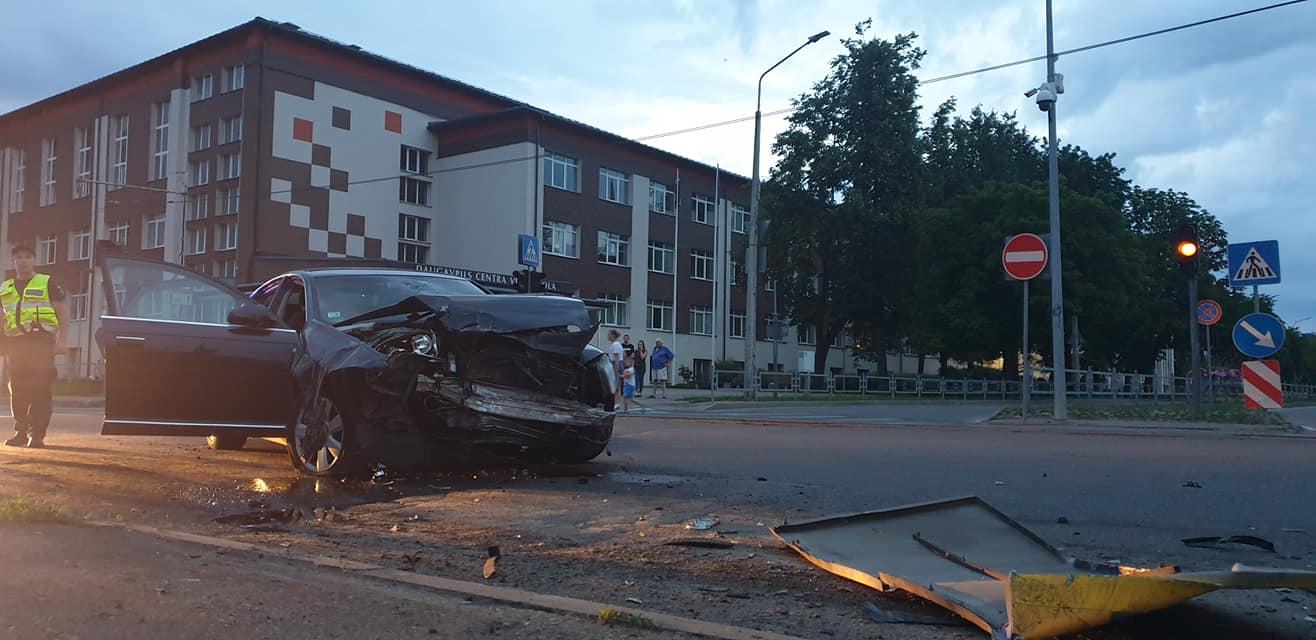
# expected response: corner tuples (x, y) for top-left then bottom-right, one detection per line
(1, 244), (68, 448)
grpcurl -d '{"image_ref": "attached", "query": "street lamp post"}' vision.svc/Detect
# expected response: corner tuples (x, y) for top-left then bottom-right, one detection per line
(746, 29), (829, 399)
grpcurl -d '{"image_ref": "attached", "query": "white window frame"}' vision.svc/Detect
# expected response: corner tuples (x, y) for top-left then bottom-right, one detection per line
(598, 294), (629, 327)
(215, 222), (238, 251)
(108, 221), (129, 247)
(544, 152), (579, 192)
(111, 115), (129, 190)
(70, 279), (90, 321)
(728, 256), (743, 287)
(9, 149), (23, 212)
(399, 177), (430, 206)
(218, 153), (240, 181)
(691, 194), (715, 224)
(646, 300), (673, 332)
(219, 186), (239, 215)
(151, 101), (170, 181)
(40, 137), (56, 207)
(189, 159), (210, 186)
(73, 127), (92, 199)
(597, 231), (629, 267)
(690, 306), (713, 336)
(185, 226), (207, 255)
(598, 168), (630, 205)
(648, 241), (675, 274)
(729, 312), (746, 339)
(220, 116), (242, 144)
(191, 124), (212, 151)
(690, 249), (713, 281)
(797, 324), (817, 346)
(144, 214), (167, 249)
(36, 235), (57, 266)
(68, 229), (91, 261)
(191, 74), (213, 102)
(187, 193), (209, 220)
(215, 258), (238, 280)
(649, 181), (675, 214)
(397, 242), (429, 264)
(401, 146), (428, 175)
(542, 221), (579, 258)
(222, 65), (244, 93)
(398, 213), (430, 244)
(730, 203), (749, 234)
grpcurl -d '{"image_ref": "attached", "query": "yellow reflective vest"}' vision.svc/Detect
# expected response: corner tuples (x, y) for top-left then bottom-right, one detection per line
(1, 273), (59, 337)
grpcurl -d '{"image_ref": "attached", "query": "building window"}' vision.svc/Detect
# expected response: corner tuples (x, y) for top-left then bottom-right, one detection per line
(398, 213), (430, 264)
(191, 74), (213, 101)
(649, 182), (675, 214)
(399, 177), (430, 205)
(598, 294), (628, 327)
(221, 64), (244, 93)
(542, 221), (579, 258)
(189, 159), (210, 186)
(729, 312), (746, 339)
(191, 262), (210, 276)
(218, 153), (240, 180)
(73, 127), (92, 199)
(36, 235), (57, 266)
(69, 229), (91, 261)
(832, 330), (847, 348)
(598, 168), (630, 205)
(187, 193), (209, 220)
(690, 305), (713, 336)
(70, 279), (89, 321)
(691, 194), (715, 224)
(544, 152), (579, 192)
(648, 241), (675, 274)
(401, 146), (428, 175)
(218, 186), (239, 215)
(220, 116), (242, 144)
(728, 255), (743, 287)
(765, 277), (776, 292)
(730, 203), (749, 234)
(8, 149), (23, 212)
(215, 258), (238, 280)
(186, 226), (207, 255)
(111, 115), (129, 189)
(647, 300), (673, 332)
(690, 249), (713, 281)
(40, 137), (56, 207)
(797, 324), (817, 345)
(191, 124), (212, 151)
(597, 231), (629, 266)
(144, 214), (167, 249)
(108, 222), (129, 247)
(151, 100), (170, 181)
(215, 222), (238, 251)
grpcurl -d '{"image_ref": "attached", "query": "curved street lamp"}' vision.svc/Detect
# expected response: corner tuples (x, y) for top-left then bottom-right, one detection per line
(745, 30), (829, 398)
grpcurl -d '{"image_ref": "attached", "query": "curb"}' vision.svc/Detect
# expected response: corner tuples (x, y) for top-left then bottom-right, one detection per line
(87, 520), (806, 640)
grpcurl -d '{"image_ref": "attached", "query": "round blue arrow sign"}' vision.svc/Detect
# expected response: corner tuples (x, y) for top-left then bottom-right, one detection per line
(1232, 312), (1286, 359)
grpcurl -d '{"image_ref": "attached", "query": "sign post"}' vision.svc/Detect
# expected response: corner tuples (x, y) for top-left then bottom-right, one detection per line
(1197, 300), (1222, 403)
(1003, 233), (1048, 421)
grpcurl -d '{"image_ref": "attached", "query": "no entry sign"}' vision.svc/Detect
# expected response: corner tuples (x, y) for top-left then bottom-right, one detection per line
(1003, 234), (1048, 280)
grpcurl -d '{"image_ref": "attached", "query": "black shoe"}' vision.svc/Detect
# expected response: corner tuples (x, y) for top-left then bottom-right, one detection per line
(25, 438), (43, 449)
(4, 435), (28, 447)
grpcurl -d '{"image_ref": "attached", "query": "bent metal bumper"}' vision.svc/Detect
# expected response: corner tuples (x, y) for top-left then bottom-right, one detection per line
(438, 380), (613, 430)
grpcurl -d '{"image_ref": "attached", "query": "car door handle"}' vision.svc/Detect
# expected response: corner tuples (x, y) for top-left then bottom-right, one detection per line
(114, 335), (146, 345)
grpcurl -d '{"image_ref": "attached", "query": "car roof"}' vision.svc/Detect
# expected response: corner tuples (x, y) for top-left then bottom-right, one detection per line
(292, 268), (472, 281)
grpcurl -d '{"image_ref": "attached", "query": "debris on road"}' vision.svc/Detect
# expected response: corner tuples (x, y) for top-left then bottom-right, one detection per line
(1282, 528), (1307, 534)
(863, 601), (969, 627)
(626, 597), (644, 605)
(770, 496), (1316, 639)
(483, 545), (500, 579)
(664, 537), (735, 549)
(685, 516), (719, 531)
(1183, 535), (1276, 553)
(1182, 480), (1203, 488)
(1056, 516), (1069, 525)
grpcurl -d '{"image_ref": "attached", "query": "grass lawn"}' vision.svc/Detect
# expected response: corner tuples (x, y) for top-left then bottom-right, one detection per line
(994, 402), (1290, 425)
(0, 496), (76, 524)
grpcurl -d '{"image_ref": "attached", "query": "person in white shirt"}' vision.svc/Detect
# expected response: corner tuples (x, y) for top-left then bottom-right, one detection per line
(607, 329), (624, 407)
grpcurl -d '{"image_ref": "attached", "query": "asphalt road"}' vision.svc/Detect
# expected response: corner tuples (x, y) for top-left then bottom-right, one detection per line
(4, 410), (1315, 638)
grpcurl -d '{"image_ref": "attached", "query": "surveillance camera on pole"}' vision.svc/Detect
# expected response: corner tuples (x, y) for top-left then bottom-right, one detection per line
(1025, 75), (1064, 112)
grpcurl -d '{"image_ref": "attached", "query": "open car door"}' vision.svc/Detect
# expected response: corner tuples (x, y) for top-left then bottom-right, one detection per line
(97, 256), (298, 439)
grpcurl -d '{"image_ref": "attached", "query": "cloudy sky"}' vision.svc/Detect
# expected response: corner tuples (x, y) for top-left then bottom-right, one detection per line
(4, 0), (1313, 327)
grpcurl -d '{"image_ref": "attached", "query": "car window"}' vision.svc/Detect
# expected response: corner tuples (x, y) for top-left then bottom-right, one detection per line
(249, 278), (284, 309)
(104, 257), (248, 325)
(313, 274), (484, 324)
(277, 279), (308, 331)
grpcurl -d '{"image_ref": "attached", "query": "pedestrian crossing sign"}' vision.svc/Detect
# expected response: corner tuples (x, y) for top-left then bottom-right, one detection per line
(1227, 240), (1280, 286)
(517, 234), (540, 268)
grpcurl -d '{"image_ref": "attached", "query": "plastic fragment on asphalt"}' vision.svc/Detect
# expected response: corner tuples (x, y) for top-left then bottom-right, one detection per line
(770, 495), (1316, 639)
(686, 516), (719, 531)
(1183, 535), (1276, 553)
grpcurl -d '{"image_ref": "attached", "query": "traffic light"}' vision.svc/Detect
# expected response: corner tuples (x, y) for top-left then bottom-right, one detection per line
(1174, 225), (1199, 277)
(512, 270), (545, 293)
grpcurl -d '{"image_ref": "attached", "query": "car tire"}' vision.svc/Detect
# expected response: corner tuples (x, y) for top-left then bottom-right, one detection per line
(558, 421), (614, 464)
(205, 434), (248, 450)
(287, 393), (359, 477)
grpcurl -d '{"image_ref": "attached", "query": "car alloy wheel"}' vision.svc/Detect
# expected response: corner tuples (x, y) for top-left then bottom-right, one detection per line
(293, 396), (346, 475)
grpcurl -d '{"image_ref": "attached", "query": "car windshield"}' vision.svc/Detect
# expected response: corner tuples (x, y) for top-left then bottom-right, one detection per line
(312, 274), (485, 324)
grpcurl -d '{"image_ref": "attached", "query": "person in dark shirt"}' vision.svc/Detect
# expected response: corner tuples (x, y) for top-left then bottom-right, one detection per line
(1, 245), (68, 448)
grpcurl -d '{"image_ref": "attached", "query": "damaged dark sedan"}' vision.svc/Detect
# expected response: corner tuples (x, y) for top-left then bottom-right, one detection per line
(96, 256), (618, 477)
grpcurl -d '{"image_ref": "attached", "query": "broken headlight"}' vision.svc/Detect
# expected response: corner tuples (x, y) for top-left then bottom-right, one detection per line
(411, 332), (437, 357)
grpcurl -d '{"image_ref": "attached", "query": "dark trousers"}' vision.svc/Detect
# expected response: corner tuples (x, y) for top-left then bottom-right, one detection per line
(634, 365), (646, 394)
(7, 338), (56, 440)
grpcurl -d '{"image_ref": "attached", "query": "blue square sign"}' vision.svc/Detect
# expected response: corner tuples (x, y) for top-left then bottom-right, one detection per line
(1227, 240), (1280, 286)
(517, 234), (540, 268)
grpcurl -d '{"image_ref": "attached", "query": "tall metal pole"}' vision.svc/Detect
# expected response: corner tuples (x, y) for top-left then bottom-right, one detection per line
(1189, 277), (1201, 415)
(1022, 280), (1031, 421)
(745, 31), (829, 400)
(1045, 0), (1068, 420)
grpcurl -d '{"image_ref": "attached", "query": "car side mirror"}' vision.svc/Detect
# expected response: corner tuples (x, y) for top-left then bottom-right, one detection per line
(227, 303), (277, 328)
